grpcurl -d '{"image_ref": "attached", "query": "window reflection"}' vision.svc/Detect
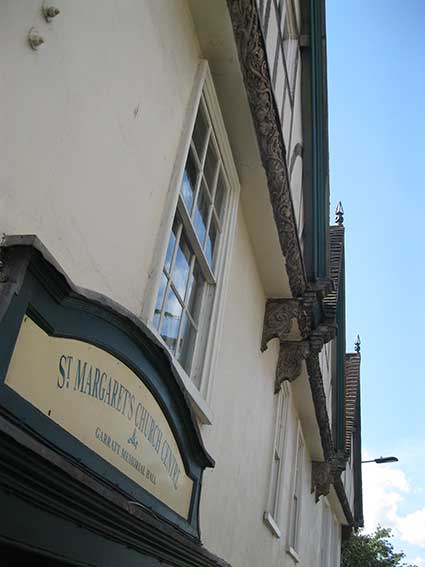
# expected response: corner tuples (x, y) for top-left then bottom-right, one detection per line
(153, 272), (167, 330)
(172, 234), (191, 300)
(205, 220), (217, 267)
(187, 264), (202, 323)
(160, 288), (182, 354)
(214, 170), (226, 220)
(204, 142), (218, 190)
(178, 314), (197, 375)
(180, 152), (198, 213)
(193, 183), (210, 247)
(192, 103), (209, 159)
(164, 219), (178, 273)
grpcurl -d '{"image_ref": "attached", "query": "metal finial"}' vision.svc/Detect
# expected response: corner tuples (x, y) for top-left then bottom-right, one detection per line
(335, 201), (344, 226)
(354, 334), (361, 353)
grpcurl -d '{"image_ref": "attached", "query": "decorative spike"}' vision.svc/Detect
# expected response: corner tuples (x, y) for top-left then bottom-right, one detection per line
(335, 201), (344, 226)
(354, 334), (361, 353)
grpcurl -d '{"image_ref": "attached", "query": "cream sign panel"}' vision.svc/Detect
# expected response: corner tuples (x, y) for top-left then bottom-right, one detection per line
(5, 316), (193, 519)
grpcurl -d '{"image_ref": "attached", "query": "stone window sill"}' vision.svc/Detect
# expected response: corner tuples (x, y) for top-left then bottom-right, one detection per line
(286, 546), (300, 563)
(263, 511), (282, 539)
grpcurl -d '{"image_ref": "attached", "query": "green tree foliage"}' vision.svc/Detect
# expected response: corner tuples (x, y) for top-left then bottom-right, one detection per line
(341, 527), (417, 567)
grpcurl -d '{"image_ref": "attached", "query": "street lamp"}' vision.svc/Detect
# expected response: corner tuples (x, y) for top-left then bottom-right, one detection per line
(361, 456), (399, 464)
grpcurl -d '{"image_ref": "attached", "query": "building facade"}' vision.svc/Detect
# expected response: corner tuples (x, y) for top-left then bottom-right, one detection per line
(0, 1), (362, 566)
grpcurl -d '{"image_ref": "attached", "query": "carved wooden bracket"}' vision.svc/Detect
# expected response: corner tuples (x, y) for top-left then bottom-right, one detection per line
(262, 299), (314, 390)
(261, 299), (310, 351)
(262, 298), (337, 389)
(311, 461), (332, 502)
(311, 452), (347, 502)
(275, 341), (310, 391)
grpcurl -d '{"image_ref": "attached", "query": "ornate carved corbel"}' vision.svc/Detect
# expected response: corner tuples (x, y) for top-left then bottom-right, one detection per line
(261, 299), (310, 351)
(261, 298), (313, 389)
(275, 341), (310, 391)
(261, 295), (337, 389)
(311, 450), (349, 503)
(311, 461), (332, 502)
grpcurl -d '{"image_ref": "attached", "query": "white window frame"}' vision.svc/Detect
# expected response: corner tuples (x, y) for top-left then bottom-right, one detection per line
(263, 382), (290, 538)
(142, 61), (240, 424)
(320, 499), (332, 567)
(282, 0), (299, 101)
(321, 499), (340, 567)
(333, 515), (341, 566)
(286, 421), (304, 562)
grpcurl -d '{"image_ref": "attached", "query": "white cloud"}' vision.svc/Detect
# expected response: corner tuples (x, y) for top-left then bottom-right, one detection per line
(362, 449), (425, 562)
(397, 507), (425, 548)
(362, 461), (410, 532)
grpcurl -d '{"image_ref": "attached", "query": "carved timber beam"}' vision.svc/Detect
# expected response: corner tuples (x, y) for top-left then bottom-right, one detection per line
(227, 0), (306, 298)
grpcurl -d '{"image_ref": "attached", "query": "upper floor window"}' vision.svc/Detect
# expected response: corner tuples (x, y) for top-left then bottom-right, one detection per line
(282, 0), (299, 99)
(320, 500), (331, 567)
(288, 423), (304, 557)
(264, 384), (290, 538)
(320, 500), (340, 567)
(151, 64), (239, 402)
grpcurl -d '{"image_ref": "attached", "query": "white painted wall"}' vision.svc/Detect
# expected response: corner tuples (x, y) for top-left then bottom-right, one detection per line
(200, 209), (343, 567)
(0, 0), (200, 313)
(0, 2), (348, 566)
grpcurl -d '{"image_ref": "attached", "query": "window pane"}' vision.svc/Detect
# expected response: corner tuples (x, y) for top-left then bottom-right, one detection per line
(204, 140), (219, 190)
(205, 218), (218, 268)
(187, 263), (203, 324)
(214, 170), (226, 220)
(153, 272), (167, 329)
(180, 152), (198, 213)
(193, 182), (210, 247)
(270, 452), (280, 518)
(291, 495), (299, 547)
(172, 233), (192, 299)
(165, 219), (179, 273)
(160, 288), (182, 354)
(178, 314), (197, 375)
(192, 102), (208, 159)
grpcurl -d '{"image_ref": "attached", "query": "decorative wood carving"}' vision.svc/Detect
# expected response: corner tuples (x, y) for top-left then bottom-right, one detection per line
(311, 461), (332, 502)
(311, 453), (347, 503)
(227, 0), (356, 524)
(261, 299), (310, 351)
(275, 341), (310, 391)
(227, 0), (306, 298)
(306, 352), (334, 461)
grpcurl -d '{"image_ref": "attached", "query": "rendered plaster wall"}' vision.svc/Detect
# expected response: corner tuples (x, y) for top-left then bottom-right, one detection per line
(200, 209), (333, 567)
(320, 498), (343, 566)
(0, 0), (200, 314)
(200, 208), (282, 567)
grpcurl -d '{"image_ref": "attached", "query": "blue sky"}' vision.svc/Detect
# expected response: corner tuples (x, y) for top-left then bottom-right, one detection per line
(326, 1), (425, 564)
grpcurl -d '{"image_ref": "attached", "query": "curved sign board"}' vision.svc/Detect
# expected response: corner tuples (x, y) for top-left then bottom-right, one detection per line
(5, 316), (193, 519)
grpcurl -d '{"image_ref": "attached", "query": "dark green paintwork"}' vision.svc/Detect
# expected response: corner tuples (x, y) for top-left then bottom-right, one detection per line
(310, 0), (328, 280)
(335, 250), (346, 451)
(0, 245), (211, 540)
